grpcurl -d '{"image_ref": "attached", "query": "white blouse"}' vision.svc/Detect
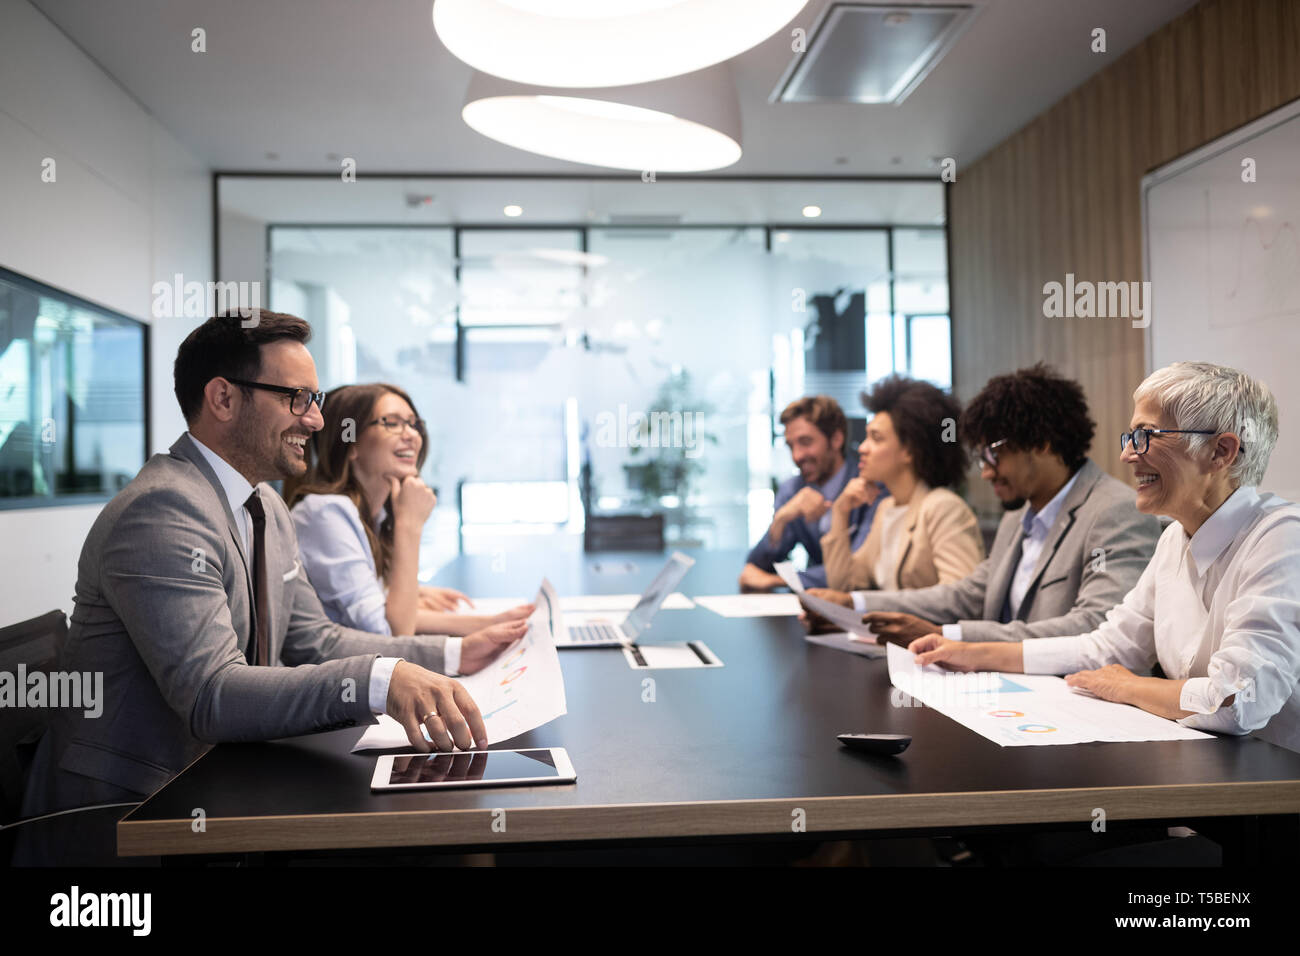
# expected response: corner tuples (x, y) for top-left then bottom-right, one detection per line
(1022, 486), (1300, 753)
(292, 493), (392, 634)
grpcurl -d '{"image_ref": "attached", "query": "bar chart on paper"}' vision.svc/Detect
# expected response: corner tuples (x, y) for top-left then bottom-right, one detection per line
(886, 644), (1212, 746)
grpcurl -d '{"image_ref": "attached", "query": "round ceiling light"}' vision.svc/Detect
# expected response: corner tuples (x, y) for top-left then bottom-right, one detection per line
(462, 67), (742, 172)
(433, 0), (810, 88)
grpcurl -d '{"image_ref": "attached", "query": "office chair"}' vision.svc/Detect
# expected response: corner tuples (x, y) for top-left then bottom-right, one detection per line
(583, 513), (666, 552)
(0, 609), (67, 862)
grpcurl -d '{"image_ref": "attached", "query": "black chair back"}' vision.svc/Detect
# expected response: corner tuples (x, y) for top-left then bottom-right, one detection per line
(584, 513), (666, 553)
(0, 610), (68, 825)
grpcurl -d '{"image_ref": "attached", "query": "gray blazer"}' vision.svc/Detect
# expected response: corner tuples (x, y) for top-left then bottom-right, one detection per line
(20, 434), (447, 819)
(853, 459), (1162, 641)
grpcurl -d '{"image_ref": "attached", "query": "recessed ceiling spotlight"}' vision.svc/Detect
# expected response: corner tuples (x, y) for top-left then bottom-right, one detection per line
(434, 0), (810, 88)
(504, 204), (524, 217)
(264, 151), (280, 161)
(801, 205), (822, 218)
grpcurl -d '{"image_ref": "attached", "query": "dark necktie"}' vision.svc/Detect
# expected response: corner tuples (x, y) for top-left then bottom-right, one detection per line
(243, 490), (270, 666)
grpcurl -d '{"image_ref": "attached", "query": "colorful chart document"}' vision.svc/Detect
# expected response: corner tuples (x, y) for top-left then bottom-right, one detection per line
(353, 578), (569, 751)
(885, 643), (1213, 746)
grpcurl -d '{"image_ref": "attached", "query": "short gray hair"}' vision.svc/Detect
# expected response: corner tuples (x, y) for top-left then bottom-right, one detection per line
(1133, 362), (1278, 487)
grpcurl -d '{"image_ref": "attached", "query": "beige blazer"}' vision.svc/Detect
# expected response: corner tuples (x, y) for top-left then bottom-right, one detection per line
(821, 483), (984, 592)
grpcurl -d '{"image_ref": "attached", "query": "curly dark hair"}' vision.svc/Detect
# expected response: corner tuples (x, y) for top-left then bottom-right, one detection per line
(960, 363), (1095, 471)
(861, 376), (967, 489)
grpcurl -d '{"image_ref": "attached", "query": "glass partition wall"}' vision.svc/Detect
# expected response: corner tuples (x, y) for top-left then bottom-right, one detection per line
(227, 177), (949, 578)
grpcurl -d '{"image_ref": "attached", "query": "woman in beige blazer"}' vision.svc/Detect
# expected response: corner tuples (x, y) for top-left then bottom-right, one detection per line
(821, 376), (983, 592)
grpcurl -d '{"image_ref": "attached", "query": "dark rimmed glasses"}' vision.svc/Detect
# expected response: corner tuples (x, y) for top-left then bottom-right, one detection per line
(979, 438), (1010, 468)
(1120, 427), (1217, 455)
(225, 378), (326, 416)
(366, 414), (426, 436)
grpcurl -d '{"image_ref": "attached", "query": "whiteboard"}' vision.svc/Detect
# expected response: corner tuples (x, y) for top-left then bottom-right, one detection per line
(1143, 98), (1300, 501)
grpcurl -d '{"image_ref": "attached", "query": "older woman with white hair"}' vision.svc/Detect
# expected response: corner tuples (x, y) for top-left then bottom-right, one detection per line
(909, 362), (1300, 753)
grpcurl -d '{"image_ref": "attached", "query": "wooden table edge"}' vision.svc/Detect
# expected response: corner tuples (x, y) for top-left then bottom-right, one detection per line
(118, 778), (1300, 856)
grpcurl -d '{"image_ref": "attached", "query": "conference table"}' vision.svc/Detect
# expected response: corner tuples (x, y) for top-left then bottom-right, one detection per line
(117, 549), (1300, 863)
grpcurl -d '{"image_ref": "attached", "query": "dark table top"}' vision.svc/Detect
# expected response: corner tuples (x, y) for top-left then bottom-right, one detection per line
(119, 549), (1300, 856)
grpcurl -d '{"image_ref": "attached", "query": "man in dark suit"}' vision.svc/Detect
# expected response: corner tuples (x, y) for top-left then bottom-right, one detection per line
(16, 312), (523, 865)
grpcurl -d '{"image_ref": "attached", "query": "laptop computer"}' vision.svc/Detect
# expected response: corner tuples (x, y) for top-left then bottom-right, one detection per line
(558, 551), (695, 648)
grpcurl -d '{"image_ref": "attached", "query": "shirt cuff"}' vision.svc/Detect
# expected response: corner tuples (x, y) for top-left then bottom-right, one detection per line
(1021, 635), (1089, 675)
(942, 624), (963, 642)
(369, 656), (403, 715)
(444, 637), (462, 677)
(1179, 676), (1230, 716)
(851, 591), (867, 612)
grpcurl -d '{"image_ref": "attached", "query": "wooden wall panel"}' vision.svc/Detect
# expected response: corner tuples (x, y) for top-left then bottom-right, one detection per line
(949, 0), (1300, 514)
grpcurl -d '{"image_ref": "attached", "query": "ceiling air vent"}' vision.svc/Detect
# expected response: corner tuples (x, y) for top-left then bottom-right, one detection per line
(771, 3), (977, 105)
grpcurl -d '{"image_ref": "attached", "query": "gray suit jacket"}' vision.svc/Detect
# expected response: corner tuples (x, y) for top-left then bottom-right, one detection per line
(20, 434), (447, 819)
(853, 459), (1162, 641)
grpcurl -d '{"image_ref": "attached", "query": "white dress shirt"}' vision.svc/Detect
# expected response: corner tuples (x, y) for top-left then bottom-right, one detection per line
(935, 470), (1080, 641)
(1022, 485), (1300, 753)
(188, 434), (437, 714)
(1008, 470), (1079, 618)
(189, 432), (254, 557)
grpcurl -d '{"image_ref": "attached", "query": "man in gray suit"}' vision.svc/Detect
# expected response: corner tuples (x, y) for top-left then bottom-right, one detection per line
(807, 364), (1162, 645)
(16, 312), (524, 865)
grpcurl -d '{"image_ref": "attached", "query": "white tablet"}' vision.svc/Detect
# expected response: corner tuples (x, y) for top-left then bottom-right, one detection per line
(370, 748), (576, 791)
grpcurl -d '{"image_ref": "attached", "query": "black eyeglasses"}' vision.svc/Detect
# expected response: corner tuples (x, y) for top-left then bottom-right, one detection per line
(366, 414), (426, 435)
(979, 438), (1010, 468)
(1120, 427), (1217, 455)
(225, 378), (326, 416)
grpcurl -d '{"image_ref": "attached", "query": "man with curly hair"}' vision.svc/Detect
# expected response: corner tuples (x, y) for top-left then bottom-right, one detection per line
(808, 364), (1162, 645)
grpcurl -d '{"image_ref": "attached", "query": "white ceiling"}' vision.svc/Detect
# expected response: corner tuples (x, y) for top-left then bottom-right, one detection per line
(30, 0), (1197, 176)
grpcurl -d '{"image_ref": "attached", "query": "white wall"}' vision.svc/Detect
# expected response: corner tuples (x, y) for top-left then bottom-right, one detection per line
(0, 0), (211, 625)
